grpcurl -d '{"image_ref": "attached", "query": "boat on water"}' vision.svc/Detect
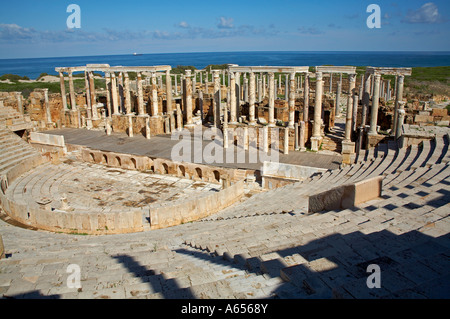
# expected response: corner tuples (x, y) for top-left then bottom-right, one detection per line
(133, 52), (143, 56)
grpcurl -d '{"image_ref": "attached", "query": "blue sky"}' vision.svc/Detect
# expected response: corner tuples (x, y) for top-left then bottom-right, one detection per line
(0, 0), (449, 58)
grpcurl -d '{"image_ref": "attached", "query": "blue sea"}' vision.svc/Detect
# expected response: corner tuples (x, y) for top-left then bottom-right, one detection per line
(0, 51), (449, 79)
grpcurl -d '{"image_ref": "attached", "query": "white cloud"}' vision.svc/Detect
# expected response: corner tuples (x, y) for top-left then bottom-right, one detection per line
(217, 17), (234, 29)
(178, 21), (190, 29)
(402, 2), (444, 24)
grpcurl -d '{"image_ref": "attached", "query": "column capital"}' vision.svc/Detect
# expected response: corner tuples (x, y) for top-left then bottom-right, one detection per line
(315, 71), (323, 80)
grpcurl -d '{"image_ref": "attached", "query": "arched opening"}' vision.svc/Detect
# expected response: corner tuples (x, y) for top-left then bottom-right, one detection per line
(195, 167), (202, 180)
(115, 156), (121, 167)
(102, 154), (108, 165)
(130, 158), (137, 169)
(213, 170), (220, 182)
(162, 163), (169, 174)
(178, 165), (186, 177)
(90, 153), (95, 162)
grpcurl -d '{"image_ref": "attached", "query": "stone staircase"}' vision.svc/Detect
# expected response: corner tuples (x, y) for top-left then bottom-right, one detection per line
(0, 126), (42, 178)
(0, 129), (449, 298)
(0, 105), (33, 132)
(321, 121), (345, 153)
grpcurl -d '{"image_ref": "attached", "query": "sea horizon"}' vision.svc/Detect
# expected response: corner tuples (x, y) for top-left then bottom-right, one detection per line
(1, 50), (449, 80)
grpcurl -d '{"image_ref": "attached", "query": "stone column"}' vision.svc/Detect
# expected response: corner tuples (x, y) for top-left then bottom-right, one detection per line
(288, 72), (296, 128)
(111, 73), (120, 115)
(59, 72), (68, 111)
(369, 74), (381, 136)
(84, 72), (92, 119)
(213, 70), (221, 129)
(361, 73), (372, 128)
(342, 89), (356, 165)
(176, 103), (183, 130)
(15, 92), (23, 114)
(117, 73), (123, 111)
(257, 77), (263, 103)
(268, 72), (275, 127)
(166, 70), (173, 114)
(335, 81), (342, 116)
(89, 72), (99, 119)
(43, 89), (52, 124)
(174, 74), (178, 95)
(345, 89), (356, 141)
(395, 103), (406, 142)
(199, 90), (204, 122)
(284, 127), (289, 154)
(303, 73), (309, 124)
(229, 72), (237, 124)
(127, 115), (133, 137)
(235, 72), (241, 118)
(137, 72), (145, 116)
(346, 74), (356, 116)
(352, 89), (359, 135)
(386, 79), (391, 101)
(68, 71), (77, 110)
(105, 72), (111, 117)
(393, 75), (405, 134)
(124, 72), (132, 115)
(249, 72), (256, 125)
(244, 77), (249, 103)
(145, 116), (151, 139)
(299, 121), (306, 151)
(185, 70), (193, 126)
(285, 74), (289, 101)
(151, 73), (159, 117)
(311, 72), (323, 151)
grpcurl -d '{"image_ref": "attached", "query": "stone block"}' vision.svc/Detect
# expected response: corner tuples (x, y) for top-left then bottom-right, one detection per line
(308, 176), (382, 213)
(414, 115), (434, 123)
(431, 108), (448, 117)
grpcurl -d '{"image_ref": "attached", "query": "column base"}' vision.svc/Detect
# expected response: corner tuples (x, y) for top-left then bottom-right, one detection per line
(310, 136), (322, 152)
(268, 122), (276, 127)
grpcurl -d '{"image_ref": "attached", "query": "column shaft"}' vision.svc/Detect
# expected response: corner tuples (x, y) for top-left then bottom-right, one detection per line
(369, 74), (381, 135)
(249, 72), (256, 125)
(268, 72), (275, 126)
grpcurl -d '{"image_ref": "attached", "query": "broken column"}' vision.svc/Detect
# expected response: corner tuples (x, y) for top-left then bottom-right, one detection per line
(43, 88), (52, 124)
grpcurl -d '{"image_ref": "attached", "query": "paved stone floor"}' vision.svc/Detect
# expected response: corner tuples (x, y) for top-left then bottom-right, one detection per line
(8, 159), (220, 214)
(45, 127), (342, 171)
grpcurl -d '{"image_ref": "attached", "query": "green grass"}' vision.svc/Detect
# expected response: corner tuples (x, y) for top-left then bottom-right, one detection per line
(0, 78), (105, 98)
